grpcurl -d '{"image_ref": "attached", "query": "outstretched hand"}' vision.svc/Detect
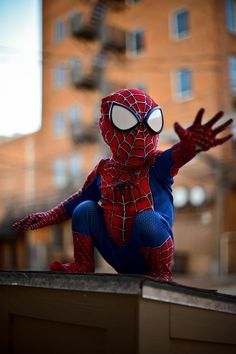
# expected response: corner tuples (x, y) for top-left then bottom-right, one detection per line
(13, 212), (49, 231)
(13, 203), (68, 232)
(174, 109), (233, 152)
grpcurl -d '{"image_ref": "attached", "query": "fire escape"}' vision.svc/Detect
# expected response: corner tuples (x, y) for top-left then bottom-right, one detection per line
(101, 25), (126, 52)
(71, 52), (105, 90)
(71, 0), (127, 88)
(70, 0), (127, 143)
(71, 1), (107, 40)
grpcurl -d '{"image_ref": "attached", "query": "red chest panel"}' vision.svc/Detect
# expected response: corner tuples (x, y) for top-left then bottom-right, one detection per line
(100, 160), (154, 245)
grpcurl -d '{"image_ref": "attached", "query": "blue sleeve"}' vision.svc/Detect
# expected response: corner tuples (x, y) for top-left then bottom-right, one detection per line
(63, 174), (101, 217)
(153, 148), (174, 185)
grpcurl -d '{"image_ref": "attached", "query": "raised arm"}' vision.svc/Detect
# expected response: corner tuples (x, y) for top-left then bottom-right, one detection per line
(13, 161), (103, 231)
(170, 108), (232, 176)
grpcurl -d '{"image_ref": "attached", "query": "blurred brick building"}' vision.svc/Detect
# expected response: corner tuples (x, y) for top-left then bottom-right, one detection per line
(0, 0), (236, 276)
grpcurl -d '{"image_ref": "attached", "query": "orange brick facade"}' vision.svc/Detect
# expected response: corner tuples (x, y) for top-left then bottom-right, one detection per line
(0, 0), (235, 276)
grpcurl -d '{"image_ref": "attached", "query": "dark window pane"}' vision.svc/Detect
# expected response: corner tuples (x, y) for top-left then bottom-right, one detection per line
(229, 56), (236, 91)
(225, 0), (236, 32)
(177, 11), (188, 35)
(173, 9), (189, 38)
(135, 31), (144, 52)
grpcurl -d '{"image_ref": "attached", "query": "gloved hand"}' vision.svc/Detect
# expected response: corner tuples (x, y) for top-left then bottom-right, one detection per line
(13, 203), (68, 231)
(174, 108), (233, 153)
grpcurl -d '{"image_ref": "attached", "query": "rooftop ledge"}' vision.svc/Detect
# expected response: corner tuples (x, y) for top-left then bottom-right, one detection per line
(0, 270), (236, 315)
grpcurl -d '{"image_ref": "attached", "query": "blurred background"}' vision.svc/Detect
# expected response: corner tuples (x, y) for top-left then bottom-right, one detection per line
(0, 0), (236, 293)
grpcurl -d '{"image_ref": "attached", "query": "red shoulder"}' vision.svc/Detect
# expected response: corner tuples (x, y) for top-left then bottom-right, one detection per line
(83, 158), (109, 189)
(96, 158), (110, 171)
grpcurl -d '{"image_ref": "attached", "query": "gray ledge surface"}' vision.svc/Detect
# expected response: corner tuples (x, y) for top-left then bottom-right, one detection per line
(0, 270), (236, 314)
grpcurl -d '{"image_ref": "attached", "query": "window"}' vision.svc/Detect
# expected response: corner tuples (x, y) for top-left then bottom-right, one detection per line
(54, 158), (67, 188)
(54, 64), (65, 88)
(70, 58), (81, 72)
(93, 52), (105, 68)
(70, 58), (81, 84)
(54, 112), (65, 137)
(70, 105), (81, 128)
(70, 106), (83, 143)
(55, 20), (65, 42)
(71, 12), (82, 34)
(229, 56), (236, 92)
(127, 30), (145, 55)
(70, 154), (81, 179)
(174, 68), (193, 99)
(172, 9), (189, 39)
(225, 0), (236, 33)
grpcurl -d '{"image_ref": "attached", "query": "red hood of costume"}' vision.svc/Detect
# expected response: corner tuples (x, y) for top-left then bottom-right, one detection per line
(99, 88), (160, 168)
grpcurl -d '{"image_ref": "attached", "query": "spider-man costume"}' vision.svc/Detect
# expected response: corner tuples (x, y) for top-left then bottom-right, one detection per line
(14, 89), (232, 281)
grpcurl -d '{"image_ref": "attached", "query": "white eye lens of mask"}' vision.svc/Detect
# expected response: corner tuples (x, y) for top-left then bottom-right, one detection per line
(146, 108), (163, 133)
(110, 104), (138, 131)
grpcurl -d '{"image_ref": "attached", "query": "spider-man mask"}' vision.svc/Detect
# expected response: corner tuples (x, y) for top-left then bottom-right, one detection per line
(99, 88), (163, 168)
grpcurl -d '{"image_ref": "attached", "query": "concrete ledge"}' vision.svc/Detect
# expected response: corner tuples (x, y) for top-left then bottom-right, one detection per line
(0, 270), (236, 313)
(0, 270), (143, 295)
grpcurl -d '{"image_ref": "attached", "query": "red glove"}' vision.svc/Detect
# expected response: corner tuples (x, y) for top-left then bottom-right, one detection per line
(171, 109), (233, 176)
(13, 203), (69, 231)
(174, 108), (233, 153)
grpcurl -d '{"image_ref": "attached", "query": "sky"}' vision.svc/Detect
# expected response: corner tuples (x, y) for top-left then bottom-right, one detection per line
(0, 0), (41, 137)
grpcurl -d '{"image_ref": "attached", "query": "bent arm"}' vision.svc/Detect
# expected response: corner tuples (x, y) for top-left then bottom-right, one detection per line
(153, 146), (191, 182)
(62, 171), (101, 217)
(170, 140), (197, 177)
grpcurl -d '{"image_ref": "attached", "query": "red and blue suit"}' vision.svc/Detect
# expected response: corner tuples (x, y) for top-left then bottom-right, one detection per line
(14, 89), (232, 281)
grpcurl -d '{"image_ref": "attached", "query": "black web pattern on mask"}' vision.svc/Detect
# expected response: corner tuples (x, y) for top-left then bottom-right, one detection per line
(108, 88), (155, 119)
(114, 126), (157, 166)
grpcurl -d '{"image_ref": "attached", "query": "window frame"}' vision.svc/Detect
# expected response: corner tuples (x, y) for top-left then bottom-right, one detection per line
(70, 153), (81, 179)
(70, 105), (81, 127)
(53, 158), (67, 188)
(70, 11), (82, 34)
(229, 55), (236, 93)
(70, 57), (81, 85)
(225, 0), (236, 34)
(54, 20), (65, 42)
(54, 64), (65, 88)
(172, 68), (193, 101)
(171, 8), (190, 40)
(126, 29), (145, 56)
(54, 112), (65, 137)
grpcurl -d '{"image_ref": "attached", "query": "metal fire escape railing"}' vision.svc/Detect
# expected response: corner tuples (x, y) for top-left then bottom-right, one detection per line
(71, 1), (108, 40)
(101, 25), (126, 52)
(71, 52), (105, 90)
(70, 120), (99, 144)
(70, 0), (127, 92)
